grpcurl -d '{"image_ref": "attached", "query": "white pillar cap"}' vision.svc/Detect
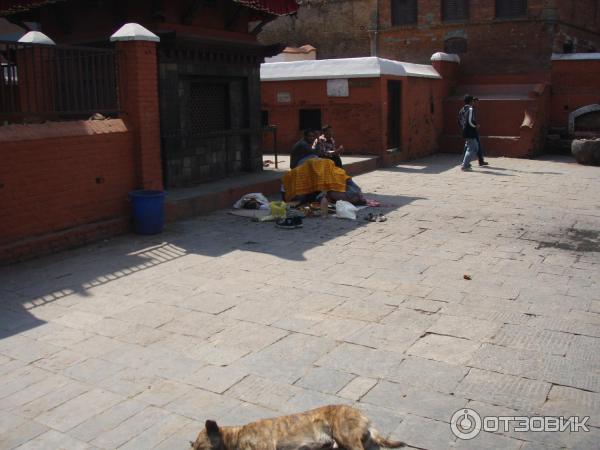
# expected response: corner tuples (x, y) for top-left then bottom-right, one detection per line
(18, 31), (56, 45)
(110, 23), (160, 42)
(431, 52), (460, 63)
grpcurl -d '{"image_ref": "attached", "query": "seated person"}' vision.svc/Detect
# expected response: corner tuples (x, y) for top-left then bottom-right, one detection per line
(282, 158), (366, 217)
(290, 129), (319, 169)
(313, 125), (343, 168)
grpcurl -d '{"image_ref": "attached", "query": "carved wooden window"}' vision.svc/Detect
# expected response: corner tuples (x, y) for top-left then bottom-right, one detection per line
(496, 0), (527, 18)
(391, 0), (417, 26)
(189, 82), (230, 133)
(443, 0), (469, 21)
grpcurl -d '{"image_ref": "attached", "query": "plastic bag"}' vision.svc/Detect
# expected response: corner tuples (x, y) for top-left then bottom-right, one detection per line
(335, 200), (358, 220)
(269, 201), (287, 218)
(233, 193), (269, 209)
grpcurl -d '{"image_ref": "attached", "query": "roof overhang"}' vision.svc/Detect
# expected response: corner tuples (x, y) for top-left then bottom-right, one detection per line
(551, 53), (600, 61)
(261, 57), (441, 81)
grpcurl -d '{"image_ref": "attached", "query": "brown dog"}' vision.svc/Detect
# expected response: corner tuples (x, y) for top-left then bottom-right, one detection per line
(191, 404), (405, 450)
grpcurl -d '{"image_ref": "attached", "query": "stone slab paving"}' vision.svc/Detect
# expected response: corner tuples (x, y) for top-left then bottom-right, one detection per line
(1, 154), (599, 449)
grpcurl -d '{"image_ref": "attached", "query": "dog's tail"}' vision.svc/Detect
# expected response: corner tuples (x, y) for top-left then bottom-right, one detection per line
(369, 428), (406, 448)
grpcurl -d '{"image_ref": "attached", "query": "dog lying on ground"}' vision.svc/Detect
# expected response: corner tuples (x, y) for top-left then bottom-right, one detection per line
(191, 404), (405, 450)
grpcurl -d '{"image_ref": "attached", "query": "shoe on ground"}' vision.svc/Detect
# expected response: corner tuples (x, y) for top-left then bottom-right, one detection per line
(461, 166), (472, 171)
(479, 161), (489, 166)
(276, 217), (297, 229)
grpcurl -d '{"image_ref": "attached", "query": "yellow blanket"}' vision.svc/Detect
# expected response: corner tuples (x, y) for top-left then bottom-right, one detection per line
(282, 158), (349, 202)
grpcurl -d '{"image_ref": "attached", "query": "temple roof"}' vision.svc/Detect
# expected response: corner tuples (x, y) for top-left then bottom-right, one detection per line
(1, 0), (299, 17)
(0, 0), (65, 16)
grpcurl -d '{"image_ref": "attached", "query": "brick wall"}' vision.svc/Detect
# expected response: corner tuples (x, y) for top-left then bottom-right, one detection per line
(396, 75), (445, 159)
(261, 72), (446, 161)
(378, 0), (555, 75)
(550, 58), (600, 129)
(262, 78), (384, 156)
(259, 1), (600, 77)
(0, 120), (136, 264)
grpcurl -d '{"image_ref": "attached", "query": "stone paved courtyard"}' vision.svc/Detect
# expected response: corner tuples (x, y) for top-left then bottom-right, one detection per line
(1, 154), (599, 450)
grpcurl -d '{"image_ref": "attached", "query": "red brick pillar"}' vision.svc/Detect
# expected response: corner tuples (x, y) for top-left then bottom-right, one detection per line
(431, 52), (461, 96)
(16, 32), (57, 121)
(111, 24), (163, 190)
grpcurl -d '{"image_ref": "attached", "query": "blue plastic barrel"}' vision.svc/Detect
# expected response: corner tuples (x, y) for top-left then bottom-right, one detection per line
(129, 190), (165, 235)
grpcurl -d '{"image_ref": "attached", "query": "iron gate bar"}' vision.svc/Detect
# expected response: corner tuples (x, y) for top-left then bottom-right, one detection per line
(0, 39), (119, 122)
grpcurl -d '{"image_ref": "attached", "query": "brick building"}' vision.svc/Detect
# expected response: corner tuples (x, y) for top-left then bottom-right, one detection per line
(261, 1), (600, 159)
(0, 0), (299, 262)
(1, 0), (298, 187)
(377, 0), (600, 76)
(260, 1), (600, 76)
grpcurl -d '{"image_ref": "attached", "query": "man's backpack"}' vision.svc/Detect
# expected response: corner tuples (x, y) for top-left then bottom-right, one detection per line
(458, 105), (470, 132)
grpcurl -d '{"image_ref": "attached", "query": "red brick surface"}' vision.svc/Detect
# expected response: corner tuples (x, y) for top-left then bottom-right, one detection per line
(0, 123), (136, 264)
(116, 41), (163, 191)
(377, 0), (600, 76)
(261, 72), (449, 162)
(550, 59), (600, 129)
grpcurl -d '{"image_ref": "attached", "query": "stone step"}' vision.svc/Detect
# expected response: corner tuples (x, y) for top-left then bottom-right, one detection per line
(165, 155), (379, 222)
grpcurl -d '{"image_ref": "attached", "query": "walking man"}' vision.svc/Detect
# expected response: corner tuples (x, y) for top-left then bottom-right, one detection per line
(459, 95), (484, 171)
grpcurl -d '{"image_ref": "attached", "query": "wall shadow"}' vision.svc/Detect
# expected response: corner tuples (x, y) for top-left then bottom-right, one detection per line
(0, 193), (423, 339)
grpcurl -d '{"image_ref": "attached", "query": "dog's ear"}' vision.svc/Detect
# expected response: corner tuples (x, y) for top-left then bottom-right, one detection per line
(205, 420), (223, 449)
(205, 420), (220, 436)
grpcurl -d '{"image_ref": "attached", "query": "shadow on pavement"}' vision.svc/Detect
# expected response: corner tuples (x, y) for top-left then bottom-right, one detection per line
(0, 193), (423, 339)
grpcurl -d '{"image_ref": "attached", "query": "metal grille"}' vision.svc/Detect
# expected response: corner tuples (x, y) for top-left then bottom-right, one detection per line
(189, 82), (229, 133)
(391, 0), (417, 26)
(443, 0), (469, 21)
(496, 0), (527, 18)
(0, 40), (118, 123)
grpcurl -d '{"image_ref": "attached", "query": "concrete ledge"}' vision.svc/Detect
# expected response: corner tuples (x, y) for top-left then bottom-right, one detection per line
(0, 119), (129, 142)
(551, 53), (600, 61)
(165, 155), (379, 223)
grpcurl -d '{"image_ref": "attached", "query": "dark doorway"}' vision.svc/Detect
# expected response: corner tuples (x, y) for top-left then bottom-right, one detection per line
(299, 108), (322, 131)
(387, 80), (402, 149)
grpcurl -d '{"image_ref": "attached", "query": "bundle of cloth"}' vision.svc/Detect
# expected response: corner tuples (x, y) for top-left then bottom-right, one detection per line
(281, 158), (365, 205)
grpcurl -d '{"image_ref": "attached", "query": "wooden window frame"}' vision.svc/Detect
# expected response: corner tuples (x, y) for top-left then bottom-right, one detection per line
(442, 0), (470, 22)
(391, 0), (418, 26)
(495, 0), (527, 19)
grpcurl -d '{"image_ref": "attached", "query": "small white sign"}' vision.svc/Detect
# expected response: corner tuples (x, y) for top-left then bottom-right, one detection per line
(327, 79), (349, 97)
(277, 91), (291, 103)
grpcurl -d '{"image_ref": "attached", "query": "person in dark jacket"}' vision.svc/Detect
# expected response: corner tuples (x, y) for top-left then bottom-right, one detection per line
(459, 95), (480, 171)
(290, 129), (318, 169)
